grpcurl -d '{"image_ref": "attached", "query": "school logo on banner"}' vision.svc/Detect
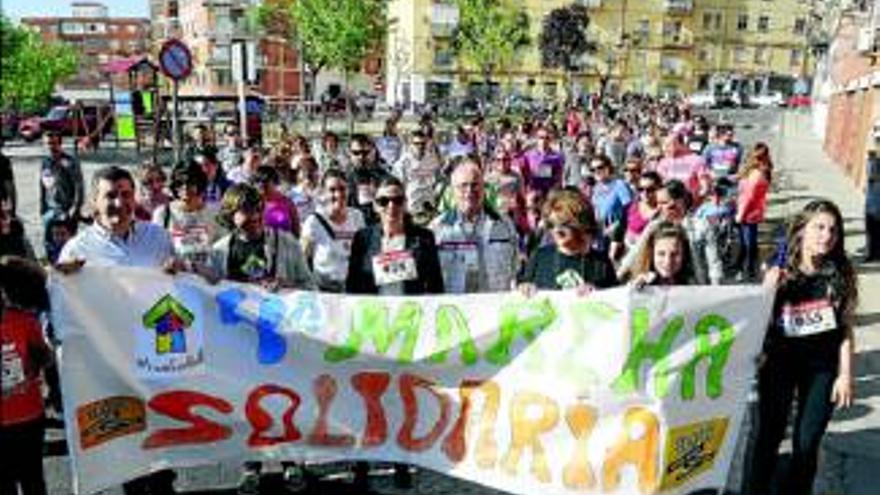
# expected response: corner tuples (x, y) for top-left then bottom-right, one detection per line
(660, 417), (730, 490)
(135, 294), (205, 377)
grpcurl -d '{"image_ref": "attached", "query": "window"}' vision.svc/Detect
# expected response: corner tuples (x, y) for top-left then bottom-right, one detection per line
(758, 16), (770, 33)
(703, 12), (713, 30)
(790, 48), (802, 66)
(698, 48), (710, 62)
(793, 18), (806, 35)
(636, 20), (650, 40)
(754, 46), (767, 63)
(663, 20), (682, 39)
(214, 68), (232, 86)
(735, 46), (748, 63)
(737, 14), (748, 31)
(714, 13), (723, 30)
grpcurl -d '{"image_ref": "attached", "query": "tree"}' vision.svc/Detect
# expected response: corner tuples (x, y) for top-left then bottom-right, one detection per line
(291, 0), (390, 135)
(0, 16), (77, 113)
(452, 0), (530, 101)
(539, 4), (596, 103)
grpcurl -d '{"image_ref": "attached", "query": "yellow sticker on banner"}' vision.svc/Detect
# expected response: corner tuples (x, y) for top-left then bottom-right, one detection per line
(660, 417), (729, 491)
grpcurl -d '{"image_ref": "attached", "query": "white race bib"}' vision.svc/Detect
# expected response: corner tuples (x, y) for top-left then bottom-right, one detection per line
(536, 163), (554, 179)
(1, 343), (26, 393)
(373, 250), (418, 285)
(781, 299), (837, 338)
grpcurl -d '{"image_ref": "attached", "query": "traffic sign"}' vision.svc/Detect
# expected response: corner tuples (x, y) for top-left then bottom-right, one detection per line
(159, 39), (193, 81)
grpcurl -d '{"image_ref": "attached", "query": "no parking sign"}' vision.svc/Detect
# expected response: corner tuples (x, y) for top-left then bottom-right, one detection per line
(159, 39), (193, 81)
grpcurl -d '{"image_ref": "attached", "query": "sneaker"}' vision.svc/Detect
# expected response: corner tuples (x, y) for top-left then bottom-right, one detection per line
(283, 464), (308, 493)
(237, 469), (260, 495)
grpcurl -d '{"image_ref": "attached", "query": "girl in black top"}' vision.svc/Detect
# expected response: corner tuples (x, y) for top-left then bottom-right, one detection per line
(747, 199), (858, 495)
(518, 188), (618, 293)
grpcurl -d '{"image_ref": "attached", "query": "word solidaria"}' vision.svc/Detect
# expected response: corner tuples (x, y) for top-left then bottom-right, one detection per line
(140, 371), (667, 493)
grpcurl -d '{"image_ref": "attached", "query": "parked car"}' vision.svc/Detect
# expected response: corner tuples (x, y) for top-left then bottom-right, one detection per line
(688, 91), (717, 108)
(787, 94), (812, 108)
(749, 92), (786, 108)
(18, 104), (113, 142)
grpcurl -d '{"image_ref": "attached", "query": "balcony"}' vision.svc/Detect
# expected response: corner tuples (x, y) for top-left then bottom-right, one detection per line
(664, 0), (693, 14)
(575, 0), (602, 8)
(433, 51), (455, 69)
(661, 32), (693, 48)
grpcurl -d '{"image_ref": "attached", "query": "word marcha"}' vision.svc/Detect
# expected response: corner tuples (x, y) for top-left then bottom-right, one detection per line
(95, 371), (725, 494)
(216, 289), (738, 401)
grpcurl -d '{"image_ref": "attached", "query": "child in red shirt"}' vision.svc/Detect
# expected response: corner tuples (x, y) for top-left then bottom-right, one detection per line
(0, 256), (51, 495)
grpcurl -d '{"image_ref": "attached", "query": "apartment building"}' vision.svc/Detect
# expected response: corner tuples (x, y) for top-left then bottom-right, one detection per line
(385, 0), (817, 104)
(22, 2), (150, 90)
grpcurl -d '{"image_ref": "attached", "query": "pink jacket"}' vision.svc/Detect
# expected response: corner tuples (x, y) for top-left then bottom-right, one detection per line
(656, 153), (708, 195)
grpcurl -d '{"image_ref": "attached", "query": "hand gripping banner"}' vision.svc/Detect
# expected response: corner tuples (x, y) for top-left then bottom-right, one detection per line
(50, 267), (773, 495)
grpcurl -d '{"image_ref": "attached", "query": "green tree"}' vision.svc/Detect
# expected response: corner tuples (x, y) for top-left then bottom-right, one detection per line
(0, 16), (78, 113)
(291, 0), (390, 134)
(539, 4), (596, 103)
(452, 0), (530, 101)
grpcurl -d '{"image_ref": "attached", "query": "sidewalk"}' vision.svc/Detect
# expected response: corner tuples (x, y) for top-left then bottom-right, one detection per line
(770, 112), (880, 495)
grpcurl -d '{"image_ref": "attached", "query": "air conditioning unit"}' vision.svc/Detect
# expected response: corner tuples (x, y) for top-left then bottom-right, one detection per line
(576, 0), (602, 8)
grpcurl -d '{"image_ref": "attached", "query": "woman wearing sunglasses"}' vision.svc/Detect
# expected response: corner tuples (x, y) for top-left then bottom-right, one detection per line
(344, 176), (443, 490)
(518, 188), (618, 293)
(346, 176), (444, 295)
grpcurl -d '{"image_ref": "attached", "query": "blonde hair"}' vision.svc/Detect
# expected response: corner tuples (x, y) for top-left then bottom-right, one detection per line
(542, 188), (597, 233)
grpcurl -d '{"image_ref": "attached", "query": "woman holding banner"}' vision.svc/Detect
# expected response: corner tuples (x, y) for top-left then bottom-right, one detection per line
(346, 175), (445, 490)
(747, 199), (858, 495)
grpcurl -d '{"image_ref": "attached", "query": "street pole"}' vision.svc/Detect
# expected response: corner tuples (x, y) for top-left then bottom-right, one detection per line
(172, 79), (180, 164)
(233, 40), (249, 144)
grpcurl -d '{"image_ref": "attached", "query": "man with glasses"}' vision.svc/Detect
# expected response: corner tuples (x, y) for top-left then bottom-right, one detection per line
(430, 159), (518, 293)
(392, 130), (442, 224)
(347, 134), (390, 209)
(523, 125), (564, 195)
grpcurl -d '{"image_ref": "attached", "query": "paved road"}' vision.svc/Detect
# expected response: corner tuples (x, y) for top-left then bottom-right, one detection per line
(8, 107), (878, 495)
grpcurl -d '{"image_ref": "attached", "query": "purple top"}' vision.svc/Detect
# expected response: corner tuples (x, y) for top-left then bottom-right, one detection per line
(522, 149), (564, 193)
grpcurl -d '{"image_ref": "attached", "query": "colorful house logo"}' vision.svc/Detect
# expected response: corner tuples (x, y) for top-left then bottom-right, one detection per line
(142, 295), (194, 355)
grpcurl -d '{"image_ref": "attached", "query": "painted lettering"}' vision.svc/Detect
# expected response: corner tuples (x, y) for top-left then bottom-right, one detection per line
(397, 373), (452, 452)
(443, 379), (501, 467)
(351, 371), (391, 447)
(562, 403), (598, 490)
(324, 301), (422, 363)
(142, 390), (233, 449)
(429, 304), (479, 366)
(612, 308), (683, 397)
(501, 391), (560, 483)
(680, 314), (735, 400)
(484, 299), (557, 365)
(245, 384), (302, 447)
(602, 406), (660, 494)
(307, 374), (356, 447)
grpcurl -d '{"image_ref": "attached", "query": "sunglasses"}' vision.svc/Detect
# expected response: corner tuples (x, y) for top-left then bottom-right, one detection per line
(375, 195), (405, 207)
(350, 149), (369, 156)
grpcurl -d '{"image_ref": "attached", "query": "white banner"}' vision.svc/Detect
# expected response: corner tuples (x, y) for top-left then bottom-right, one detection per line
(50, 267), (773, 495)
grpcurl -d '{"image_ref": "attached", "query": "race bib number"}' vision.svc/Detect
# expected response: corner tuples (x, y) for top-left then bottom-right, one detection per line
(373, 250), (418, 285)
(439, 241), (480, 293)
(171, 225), (211, 259)
(536, 163), (554, 179)
(1, 343), (26, 393)
(780, 299), (837, 338)
(689, 141), (703, 153)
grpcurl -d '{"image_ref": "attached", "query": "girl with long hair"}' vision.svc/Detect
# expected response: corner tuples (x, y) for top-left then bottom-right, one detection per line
(748, 199), (858, 495)
(736, 142), (773, 281)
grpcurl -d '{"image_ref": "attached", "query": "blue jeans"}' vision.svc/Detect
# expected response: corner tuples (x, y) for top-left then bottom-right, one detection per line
(738, 222), (759, 279)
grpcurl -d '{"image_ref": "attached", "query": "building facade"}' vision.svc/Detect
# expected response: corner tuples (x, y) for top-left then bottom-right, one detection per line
(22, 2), (150, 90)
(148, 0), (303, 102)
(385, 0), (817, 105)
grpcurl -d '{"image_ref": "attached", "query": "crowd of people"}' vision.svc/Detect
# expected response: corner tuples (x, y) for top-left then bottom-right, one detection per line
(0, 94), (859, 495)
